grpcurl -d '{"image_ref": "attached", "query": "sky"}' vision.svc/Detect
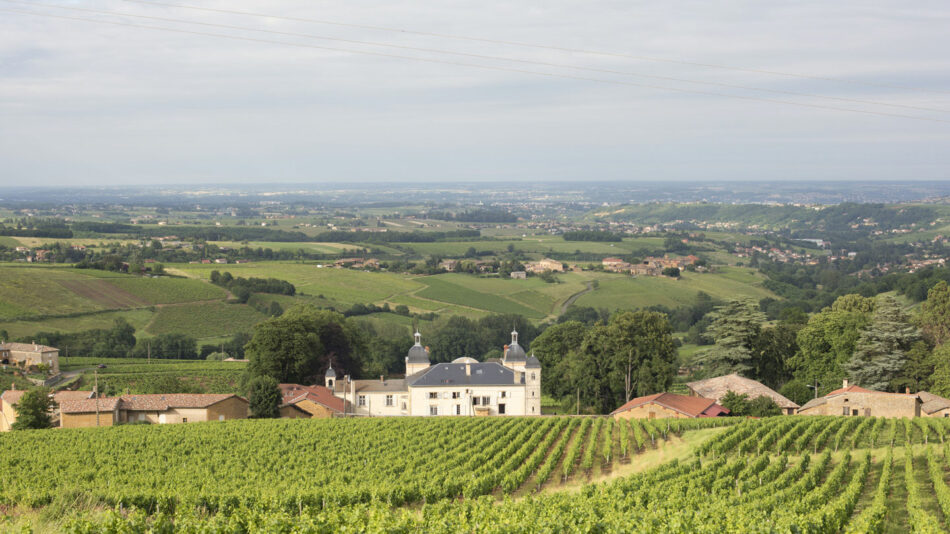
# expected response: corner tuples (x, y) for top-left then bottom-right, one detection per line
(0, 0), (948, 186)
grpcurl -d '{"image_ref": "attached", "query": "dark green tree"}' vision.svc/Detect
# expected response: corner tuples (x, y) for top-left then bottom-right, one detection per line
(919, 281), (950, 346)
(751, 322), (800, 389)
(845, 296), (920, 391)
(11, 388), (55, 430)
(247, 376), (281, 418)
(606, 311), (677, 402)
(246, 305), (361, 383)
(697, 299), (765, 377)
(529, 321), (587, 397)
(778, 379), (813, 406)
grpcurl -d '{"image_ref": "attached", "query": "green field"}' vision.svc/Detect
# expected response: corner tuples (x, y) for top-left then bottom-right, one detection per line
(396, 235), (667, 257)
(7, 416), (950, 532)
(146, 301), (268, 339)
(0, 308), (155, 341)
(574, 268), (775, 311)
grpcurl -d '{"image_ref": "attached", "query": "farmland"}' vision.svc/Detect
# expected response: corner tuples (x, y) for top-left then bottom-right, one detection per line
(6, 416), (950, 532)
(61, 357), (248, 395)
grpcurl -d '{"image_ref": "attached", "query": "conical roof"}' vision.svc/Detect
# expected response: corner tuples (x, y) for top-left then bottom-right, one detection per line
(525, 354), (541, 369)
(325, 366), (337, 378)
(504, 329), (526, 362)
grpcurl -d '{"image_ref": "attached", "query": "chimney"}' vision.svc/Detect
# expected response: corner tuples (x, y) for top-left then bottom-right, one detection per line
(842, 379), (848, 388)
(380, 375), (384, 384)
(514, 370), (522, 384)
(465, 363), (471, 376)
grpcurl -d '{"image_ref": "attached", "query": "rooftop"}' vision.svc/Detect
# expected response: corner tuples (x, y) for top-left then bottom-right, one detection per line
(687, 373), (799, 409)
(610, 392), (727, 418)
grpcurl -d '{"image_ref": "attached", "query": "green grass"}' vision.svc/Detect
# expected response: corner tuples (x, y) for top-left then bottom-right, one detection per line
(0, 236), (22, 247)
(574, 268), (775, 311)
(396, 235), (666, 257)
(105, 277), (225, 304)
(146, 302), (268, 339)
(416, 275), (547, 318)
(0, 309), (155, 341)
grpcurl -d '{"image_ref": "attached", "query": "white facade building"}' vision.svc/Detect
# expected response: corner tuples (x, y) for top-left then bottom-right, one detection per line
(330, 330), (541, 416)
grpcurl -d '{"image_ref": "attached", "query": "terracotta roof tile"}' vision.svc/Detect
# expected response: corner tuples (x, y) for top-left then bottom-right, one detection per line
(1, 390), (25, 405)
(0, 342), (58, 353)
(279, 384), (344, 413)
(610, 392), (727, 418)
(60, 398), (122, 414)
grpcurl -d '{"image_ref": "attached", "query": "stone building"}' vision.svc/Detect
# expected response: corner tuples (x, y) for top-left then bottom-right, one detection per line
(59, 394), (249, 428)
(610, 392), (728, 420)
(0, 342), (60, 373)
(687, 373), (800, 415)
(330, 330), (542, 416)
(797, 380), (933, 418)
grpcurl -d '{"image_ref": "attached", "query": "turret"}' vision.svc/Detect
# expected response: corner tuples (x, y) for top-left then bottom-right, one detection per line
(405, 331), (431, 376)
(502, 329), (526, 369)
(325, 365), (336, 389)
(525, 352), (541, 416)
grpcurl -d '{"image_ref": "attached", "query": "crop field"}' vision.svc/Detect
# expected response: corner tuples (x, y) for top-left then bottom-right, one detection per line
(207, 240), (370, 254)
(396, 235), (667, 257)
(59, 357), (247, 394)
(145, 301), (268, 339)
(9, 416), (950, 532)
(0, 308), (154, 341)
(0, 264), (227, 321)
(575, 268), (775, 311)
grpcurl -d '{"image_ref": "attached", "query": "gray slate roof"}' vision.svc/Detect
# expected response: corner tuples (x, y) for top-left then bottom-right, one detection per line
(525, 355), (541, 369)
(409, 362), (521, 387)
(406, 344), (430, 364)
(504, 342), (526, 362)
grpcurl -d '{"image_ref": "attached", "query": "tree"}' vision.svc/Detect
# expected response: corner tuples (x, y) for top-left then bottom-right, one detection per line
(845, 296), (920, 391)
(246, 305), (361, 384)
(529, 321), (588, 398)
(751, 322), (800, 389)
(719, 390), (780, 417)
(247, 376), (281, 418)
(789, 294), (873, 396)
(11, 388), (55, 430)
(661, 267), (680, 278)
(426, 316), (486, 362)
(779, 379), (813, 406)
(606, 311), (677, 402)
(919, 281), (950, 345)
(929, 345), (950, 397)
(696, 299), (765, 377)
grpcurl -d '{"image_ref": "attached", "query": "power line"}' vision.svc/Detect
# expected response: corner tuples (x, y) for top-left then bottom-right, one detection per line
(6, 0), (947, 114)
(2, 7), (948, 124)
(119, 0), (950, 97)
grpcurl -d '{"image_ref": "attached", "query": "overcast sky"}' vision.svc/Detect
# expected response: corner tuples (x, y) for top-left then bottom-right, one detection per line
(0, 0), (948, 186)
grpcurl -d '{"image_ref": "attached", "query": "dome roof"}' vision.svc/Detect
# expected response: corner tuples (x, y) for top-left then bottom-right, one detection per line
(504, 329), (526, 362)
(407, 332), (430, 364)
(452, 357), (479, 364)
(325, 366), (337, 378)
(525, 354), (541, 369)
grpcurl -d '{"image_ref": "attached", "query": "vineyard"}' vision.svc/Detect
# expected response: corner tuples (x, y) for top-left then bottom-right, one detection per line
(6, 416), (950, 532)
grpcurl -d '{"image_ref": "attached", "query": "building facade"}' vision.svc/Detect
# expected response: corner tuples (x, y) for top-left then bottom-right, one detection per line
(0, 342), (60, 373)
(330, 330), (542, 417)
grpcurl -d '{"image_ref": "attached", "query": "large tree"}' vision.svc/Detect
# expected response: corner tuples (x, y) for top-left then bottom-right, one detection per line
(697, 299), (765, 377)
(751, 321), (800, 389)
(789, 294), (873, 396)
(528, 321), (587, 398)
(246, 305), (362, 384)
(606, 311), (677, 402)
(845, 296), (920, 391)
(919, 281), (950, 346)
(11, 388), (55, 430)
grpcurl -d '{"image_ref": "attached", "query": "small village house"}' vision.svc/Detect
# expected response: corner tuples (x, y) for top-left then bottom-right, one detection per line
(279, 383), (346, 418)
(611, 392), (728, 420)
(59, 393), (249, 428)
(687, 373), (800, 415)
(796, 380), (932, 418)
(0, 389), (93, 431)
(0, 342), (60, 374)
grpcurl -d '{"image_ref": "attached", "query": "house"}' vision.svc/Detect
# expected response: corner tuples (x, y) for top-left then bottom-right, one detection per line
(279, 383), (346, 418)
(602, 257), (630, 272)
(439, 259), (458, 272)
(611, 392), (729, 420)
(687, 373), (800, 415)
(510, 271), (527, 279)
(0, 389), (94, 431)
(525, 258), (564, 273)
(329, 330), (541, 417)
(59, 394), (249, 428)
(0, 342), (60, 373)
(918, 391), (950, 417)
(797, 380), (922, 418)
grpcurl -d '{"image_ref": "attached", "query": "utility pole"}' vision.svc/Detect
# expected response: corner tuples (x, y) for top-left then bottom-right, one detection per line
(147, 342), (151, 365)
(94, 370), (100, 427)
(576, 388), (580, 416)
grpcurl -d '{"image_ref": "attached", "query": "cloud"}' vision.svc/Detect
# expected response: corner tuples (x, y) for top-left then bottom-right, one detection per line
(0, 0), (948, 185)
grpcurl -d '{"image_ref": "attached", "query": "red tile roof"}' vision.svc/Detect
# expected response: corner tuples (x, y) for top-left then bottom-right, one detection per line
(1, 390), (25, 405)
(824, 385), (878, 396)
(610, 392), (728, 418)
(60, 398), (122, 414)
(279, 384), (345, 413)
(59, 394), (245, 414)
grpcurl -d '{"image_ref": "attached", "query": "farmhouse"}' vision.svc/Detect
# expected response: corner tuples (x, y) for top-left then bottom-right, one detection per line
(525, 258), (564, 273)
(0, 342), (60, 373)
(59, 393), (249, 428)
(279, 383), (346, 418)
(602, 257), (630, 272)
(687, 373), (800, 415)
(611, 392), (728, 420)
(330, 330), (541, 416)
(797, 380), (925, 418)
(0, 389), (94, 431)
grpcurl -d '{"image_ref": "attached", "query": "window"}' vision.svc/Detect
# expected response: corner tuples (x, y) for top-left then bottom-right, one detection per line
(852, 409), (859, 416)
(842, 406), (849, 416)
(500, 391), (507, 398)
(182, 418), (188, 423)
(498, 403), (506, 415)
(530, 373), (536, 381)
(945, 413), (949, 418)
(648, 412), (656, 419)
(531, 391), (535, 397)
(429, 406), (438, 416)
(327, 379), (333, 388)
(358, 395), (366, 407)
(455, 405), (461, 415)
(472, 397), (480, 405)
(385, 395), (394, 407)
(428, 392), (438, 400)
(482, 396), (490, 405)
(452, 392), (460, 399)
(219, 415), (225, 421)
(531, 406), (535, 413)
